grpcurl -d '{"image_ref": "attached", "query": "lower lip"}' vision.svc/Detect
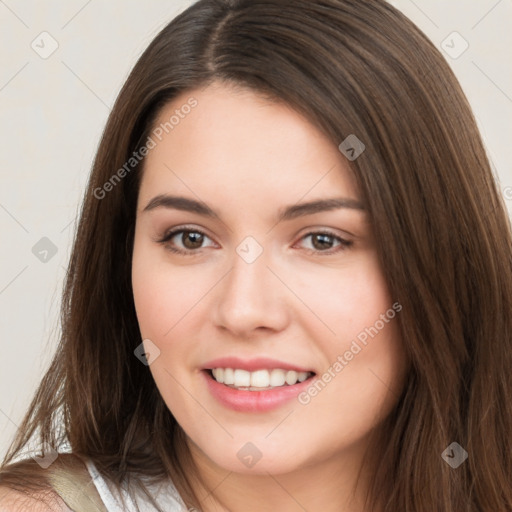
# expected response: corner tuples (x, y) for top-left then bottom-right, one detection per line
(202, 370), (315, 412)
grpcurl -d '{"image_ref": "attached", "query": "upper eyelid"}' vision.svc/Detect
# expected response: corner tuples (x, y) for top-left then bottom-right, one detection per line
(158, 227), (218, 251)
(159, 225), (214, 242)
(159, 225), (348, 237)
(294, 231), (352, 249)
(159, 222), (354, 237)
(159, 226), (351, 248)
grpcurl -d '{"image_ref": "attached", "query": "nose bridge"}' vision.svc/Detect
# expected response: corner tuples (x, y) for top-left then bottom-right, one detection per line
(213, 236), (288, 334)
(226, 240), (274, 308)
(232, 244), (269, 294)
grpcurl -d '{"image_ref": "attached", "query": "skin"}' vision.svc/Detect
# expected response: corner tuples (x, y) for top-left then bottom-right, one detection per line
(131, 81), (409, 512)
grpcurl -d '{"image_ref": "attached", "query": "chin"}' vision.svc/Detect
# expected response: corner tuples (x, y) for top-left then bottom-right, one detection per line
(188, 435), (317, 476)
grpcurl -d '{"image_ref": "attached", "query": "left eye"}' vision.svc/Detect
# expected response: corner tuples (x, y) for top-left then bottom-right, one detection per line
(297, 232), (353, 254)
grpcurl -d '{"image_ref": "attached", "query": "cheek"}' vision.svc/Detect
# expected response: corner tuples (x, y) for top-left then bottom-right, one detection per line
(292, 253), (395, 347)
(132, 242), (199, 339)
(132, 260), (170, 338)
(332, 260), (403, 381)
(297, 254), (405, 410)
(131, 245), (200, 407)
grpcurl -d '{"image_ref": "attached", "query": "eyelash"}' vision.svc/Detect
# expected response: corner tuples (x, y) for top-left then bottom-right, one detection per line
(157, 226), (353, 257)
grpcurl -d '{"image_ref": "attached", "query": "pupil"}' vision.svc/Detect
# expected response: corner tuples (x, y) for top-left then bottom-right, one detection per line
(313, 234), (332, 250)
(184, 231), (203, 249)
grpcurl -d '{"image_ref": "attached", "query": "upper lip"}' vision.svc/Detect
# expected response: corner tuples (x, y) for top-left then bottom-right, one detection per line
(202, 357), (314, 373)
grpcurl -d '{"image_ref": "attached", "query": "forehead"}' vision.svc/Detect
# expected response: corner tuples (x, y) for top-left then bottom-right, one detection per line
(138, 82), (360, 212)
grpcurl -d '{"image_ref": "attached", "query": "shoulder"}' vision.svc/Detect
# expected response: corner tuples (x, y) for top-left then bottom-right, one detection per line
(0, 485), (70, 511)
(0, 453), (97, 512)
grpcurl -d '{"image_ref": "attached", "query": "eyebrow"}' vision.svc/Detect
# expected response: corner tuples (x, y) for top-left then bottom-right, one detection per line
(142, 194), (365, 222)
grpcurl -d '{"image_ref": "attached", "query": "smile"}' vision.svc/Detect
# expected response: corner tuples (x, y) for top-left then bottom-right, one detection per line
(210, 368), (313, 390)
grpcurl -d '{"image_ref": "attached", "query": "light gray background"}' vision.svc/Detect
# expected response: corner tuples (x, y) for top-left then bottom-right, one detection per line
(1, 0), (511, 459)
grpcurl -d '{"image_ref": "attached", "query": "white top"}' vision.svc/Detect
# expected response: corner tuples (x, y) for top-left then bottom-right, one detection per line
(84, 459), (187, 512)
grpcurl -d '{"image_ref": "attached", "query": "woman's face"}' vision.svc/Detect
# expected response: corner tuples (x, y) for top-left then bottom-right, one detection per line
(132, 82), (408, 476)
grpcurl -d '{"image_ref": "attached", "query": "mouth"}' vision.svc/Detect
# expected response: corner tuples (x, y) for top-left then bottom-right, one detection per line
(201, 357), (317, 411)
(205, 367), (316, 391)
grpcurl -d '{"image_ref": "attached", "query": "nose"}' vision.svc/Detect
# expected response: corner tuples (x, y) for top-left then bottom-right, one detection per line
(212, 244), (290, 338)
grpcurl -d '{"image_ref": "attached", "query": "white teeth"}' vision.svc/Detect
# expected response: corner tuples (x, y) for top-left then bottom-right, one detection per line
(233, 369), (251, 387)
(223, 368), (234, 385)
(269, 369), (286, 387)
(285, 370), (298, 385)
(297, 371), (308, 382)
(250, 369), (270, 387)
(210, 368), (312, 389)
(212, 368), (224, 383)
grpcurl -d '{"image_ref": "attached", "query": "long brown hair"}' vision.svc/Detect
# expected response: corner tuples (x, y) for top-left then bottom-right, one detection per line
(2, 0), (511, 510)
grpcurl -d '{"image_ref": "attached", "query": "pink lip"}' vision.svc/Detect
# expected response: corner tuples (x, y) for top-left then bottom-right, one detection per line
(202, 357), (313, 373)
(201, 357), (316, 413)
(202, 370), (315, 412)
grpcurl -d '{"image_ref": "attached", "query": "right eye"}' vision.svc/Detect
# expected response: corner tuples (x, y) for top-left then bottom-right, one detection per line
(157, 227), (217, 256)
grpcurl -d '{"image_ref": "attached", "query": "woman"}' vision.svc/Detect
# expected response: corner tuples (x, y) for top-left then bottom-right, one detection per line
(1, 0), (511, 510)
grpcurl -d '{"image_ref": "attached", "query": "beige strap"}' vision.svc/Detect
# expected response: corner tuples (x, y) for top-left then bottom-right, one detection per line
(47, 463), (108, 512)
